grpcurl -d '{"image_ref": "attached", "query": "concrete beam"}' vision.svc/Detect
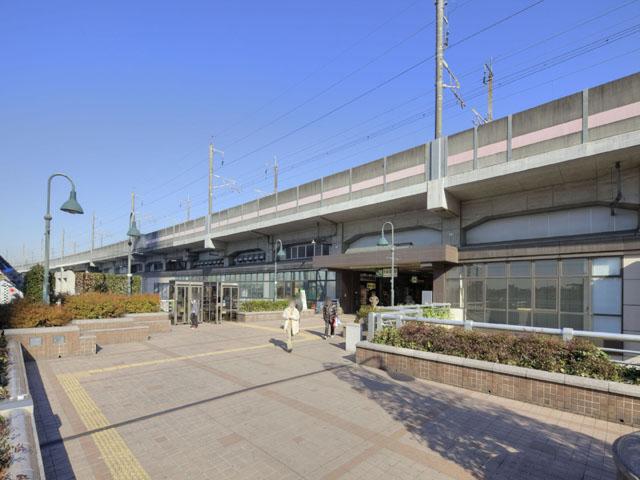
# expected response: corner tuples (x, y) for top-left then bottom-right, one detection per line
(427, 178), (460, 217)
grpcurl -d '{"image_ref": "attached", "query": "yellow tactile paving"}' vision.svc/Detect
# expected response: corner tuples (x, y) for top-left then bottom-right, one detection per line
(54, 321), (325, 479)
(77, 322), (323, 377)
(57, 373), (150, 480)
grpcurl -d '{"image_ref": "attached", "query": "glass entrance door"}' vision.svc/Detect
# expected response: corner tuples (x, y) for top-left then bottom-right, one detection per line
(203, 282), (219, 323)
(217, 283), (239, 321)
(172, 282), (204, 325)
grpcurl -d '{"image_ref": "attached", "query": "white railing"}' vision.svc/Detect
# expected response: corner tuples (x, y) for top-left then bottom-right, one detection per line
(366, 306), (640, 364)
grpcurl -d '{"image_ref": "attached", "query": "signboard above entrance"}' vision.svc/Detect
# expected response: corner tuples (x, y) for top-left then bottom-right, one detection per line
(376, 268), (398, 278)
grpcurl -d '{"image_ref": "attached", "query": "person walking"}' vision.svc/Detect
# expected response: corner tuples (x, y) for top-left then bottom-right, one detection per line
(282, 299), (300, 353)
(322, 297), (336, 339)
(190, 297), (199, 329)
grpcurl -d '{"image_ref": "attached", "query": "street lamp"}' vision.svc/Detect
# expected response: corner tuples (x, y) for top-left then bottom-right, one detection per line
(126, 193), (141, 295)
(377, 221), (395, 306)
(42, 173), (84, 303)
(273, 239), (286, 300)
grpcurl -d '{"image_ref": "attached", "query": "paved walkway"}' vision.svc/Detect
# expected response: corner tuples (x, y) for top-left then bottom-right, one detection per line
(27, 321), (630, 479)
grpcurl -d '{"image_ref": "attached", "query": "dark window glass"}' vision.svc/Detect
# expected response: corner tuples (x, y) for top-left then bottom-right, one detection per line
(509, 261), (531, 277)
(533, 312), (558, 328)
(466, 264), (484, 278)
(534, 260), (557, 277)
(508, 278), (532, 310)
(486, 263), (506, 277)
(486, 278), (507, 309)
(560, 277), (585, 313)
(508, 311), (531, 326)
(562, 259), (587, 277)
(535, 279), (557, 310)
(560, 313), (584, 330)
(486, 310), (507, 324)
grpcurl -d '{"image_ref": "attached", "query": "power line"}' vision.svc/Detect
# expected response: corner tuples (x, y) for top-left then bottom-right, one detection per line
(223, 0), (546, 167)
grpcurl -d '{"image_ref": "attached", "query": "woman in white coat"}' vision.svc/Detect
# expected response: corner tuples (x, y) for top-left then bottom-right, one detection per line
(282, 299), (300, 353)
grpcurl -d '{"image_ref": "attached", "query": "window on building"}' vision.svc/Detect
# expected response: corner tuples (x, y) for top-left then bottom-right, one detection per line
(447, 257), (621, 333)
(465, 206), (637, 244)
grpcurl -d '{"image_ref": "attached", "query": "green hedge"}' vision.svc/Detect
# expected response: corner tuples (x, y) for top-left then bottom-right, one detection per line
(75, 272), (141, 295)
(373, 323), (640, 384)
(239, 300), (290, 312)
(422, 306), (450, 319)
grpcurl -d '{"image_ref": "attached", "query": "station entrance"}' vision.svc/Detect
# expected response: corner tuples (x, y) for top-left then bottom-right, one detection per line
(355, 269), (433, 310)
(169, 281), (239, 325)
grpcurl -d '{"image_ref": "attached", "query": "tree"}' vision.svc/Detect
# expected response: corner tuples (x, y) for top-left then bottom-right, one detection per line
(22, 265), (44, 302)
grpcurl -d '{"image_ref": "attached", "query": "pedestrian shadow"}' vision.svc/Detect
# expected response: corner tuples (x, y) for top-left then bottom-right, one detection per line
(24, 357), (76, 479)
(269, 338), (288, 352)
(326, 360), (617, 479)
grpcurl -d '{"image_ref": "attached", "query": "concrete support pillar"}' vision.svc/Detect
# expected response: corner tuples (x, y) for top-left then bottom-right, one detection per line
(432, 262), (447, 303)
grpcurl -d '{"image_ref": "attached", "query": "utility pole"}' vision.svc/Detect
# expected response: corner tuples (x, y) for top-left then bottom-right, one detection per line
(90, 212), (95, 265)
(180, 193), (192, 221)
(484, 59), (494, 122)
(273, 155), (279, 194)
(203, 140), (225, 249)
(435, 0), (445, 139)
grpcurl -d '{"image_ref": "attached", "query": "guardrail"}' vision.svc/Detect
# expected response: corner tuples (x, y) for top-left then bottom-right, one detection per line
(367, 307), (640, 365)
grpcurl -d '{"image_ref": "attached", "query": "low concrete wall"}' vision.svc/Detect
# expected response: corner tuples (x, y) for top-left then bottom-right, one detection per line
(5, 326), (95, 359)
(0, 340), (45, 479)
(5, 314), (170, 359)
(357, 341), (640, 427)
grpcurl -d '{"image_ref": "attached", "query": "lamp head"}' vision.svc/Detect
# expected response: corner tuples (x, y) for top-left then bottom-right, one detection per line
(376, 234), (389, 247)
(127, 219), (141, 238)
(276, 246), (286, 261)
(60, 189), (84, 215)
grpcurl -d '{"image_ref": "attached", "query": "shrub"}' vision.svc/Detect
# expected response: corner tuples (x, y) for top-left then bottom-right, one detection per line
(0, 301), (73, 329)
(63, 293), (160, 319)
(75, 272), (142, 295)
(422, 306), (450, 319)
(0, 293), (160, 327)
(239, 300), (290, 312)
(21, 265), (49, 303)
(0, 415), (11, 478)
(373, 323), (640, 384)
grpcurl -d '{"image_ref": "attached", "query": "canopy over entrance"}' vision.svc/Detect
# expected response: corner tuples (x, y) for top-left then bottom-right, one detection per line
(312, 245), (458, 271)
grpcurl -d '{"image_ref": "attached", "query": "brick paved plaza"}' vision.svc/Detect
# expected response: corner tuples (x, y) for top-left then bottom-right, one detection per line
(28, 321), (630, 479)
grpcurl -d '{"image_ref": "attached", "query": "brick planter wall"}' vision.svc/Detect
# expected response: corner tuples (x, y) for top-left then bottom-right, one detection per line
(356, 341), (640, 427)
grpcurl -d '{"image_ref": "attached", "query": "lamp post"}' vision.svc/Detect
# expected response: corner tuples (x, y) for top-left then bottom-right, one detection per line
(42, 173), (84, 303)
(273, 239), (285, 300)
(126, 192), (141, 295)
(377, 221), (395, 306)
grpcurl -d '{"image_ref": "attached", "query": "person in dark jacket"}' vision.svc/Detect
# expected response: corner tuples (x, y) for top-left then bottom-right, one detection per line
(322, 297), (336, 339)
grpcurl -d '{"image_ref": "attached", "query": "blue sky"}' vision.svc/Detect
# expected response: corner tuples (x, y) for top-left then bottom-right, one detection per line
(1, 0), (639, 265)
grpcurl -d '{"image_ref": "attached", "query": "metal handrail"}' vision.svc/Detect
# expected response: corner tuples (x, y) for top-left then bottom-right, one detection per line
(368, 307), (640, 363)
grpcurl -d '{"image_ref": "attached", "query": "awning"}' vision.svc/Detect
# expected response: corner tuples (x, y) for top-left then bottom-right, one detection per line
(312, 245), (458, 270)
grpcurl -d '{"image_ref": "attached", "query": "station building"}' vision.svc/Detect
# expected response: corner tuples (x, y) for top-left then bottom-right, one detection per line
(18, 72), (640, 337)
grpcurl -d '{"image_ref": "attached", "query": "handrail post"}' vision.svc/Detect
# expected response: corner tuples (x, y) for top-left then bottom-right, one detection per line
(367, 312), (375, 341)
(562, 328), (574, 342)
(464, 320), (474, 331)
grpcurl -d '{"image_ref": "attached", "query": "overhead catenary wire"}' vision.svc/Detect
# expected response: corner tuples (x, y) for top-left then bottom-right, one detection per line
(48, 0), (639, 255)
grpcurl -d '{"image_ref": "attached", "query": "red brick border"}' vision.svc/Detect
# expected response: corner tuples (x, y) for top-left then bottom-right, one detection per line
(356, 341), (640, 427)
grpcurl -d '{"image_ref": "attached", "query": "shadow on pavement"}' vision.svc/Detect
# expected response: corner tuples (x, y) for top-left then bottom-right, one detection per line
(327, 359), (616, 480)
(25, 356), (76, 479)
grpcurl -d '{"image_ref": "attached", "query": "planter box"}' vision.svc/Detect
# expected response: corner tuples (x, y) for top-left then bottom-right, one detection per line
(356, 341), (640, 427)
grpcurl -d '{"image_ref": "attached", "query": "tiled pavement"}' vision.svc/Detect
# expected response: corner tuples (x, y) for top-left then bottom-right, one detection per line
(27, 320), (631, 479)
